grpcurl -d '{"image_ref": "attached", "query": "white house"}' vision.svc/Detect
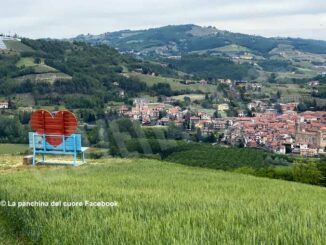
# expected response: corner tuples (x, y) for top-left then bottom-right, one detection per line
(0, 101), (9, 109)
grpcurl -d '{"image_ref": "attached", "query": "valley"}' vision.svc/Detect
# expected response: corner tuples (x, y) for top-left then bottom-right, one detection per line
(0, 21), (326, 245)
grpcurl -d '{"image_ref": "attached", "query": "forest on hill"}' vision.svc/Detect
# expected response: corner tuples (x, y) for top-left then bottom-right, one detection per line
(74, 24), (326, 83)
(74, 24), (326, 56)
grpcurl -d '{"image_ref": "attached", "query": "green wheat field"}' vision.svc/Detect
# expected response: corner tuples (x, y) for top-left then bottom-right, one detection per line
(0, 156), (326, 244)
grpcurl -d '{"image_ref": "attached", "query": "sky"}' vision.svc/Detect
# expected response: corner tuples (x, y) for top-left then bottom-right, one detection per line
(1, 0), (326, 40)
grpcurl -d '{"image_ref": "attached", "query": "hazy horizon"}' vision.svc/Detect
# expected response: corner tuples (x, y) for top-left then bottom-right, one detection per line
(1, 0), (326, 40)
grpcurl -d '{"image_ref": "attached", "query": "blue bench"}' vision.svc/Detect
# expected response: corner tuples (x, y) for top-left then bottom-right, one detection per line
(29, 132), (89, 166)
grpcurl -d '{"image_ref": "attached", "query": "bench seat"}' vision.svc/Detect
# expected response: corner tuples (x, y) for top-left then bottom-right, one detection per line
(29, 132), (89, 166)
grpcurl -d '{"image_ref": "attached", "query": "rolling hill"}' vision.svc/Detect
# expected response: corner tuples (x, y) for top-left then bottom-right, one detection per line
(74, 24), (326, 81)
(0, 38), (177, 108)
(74, 24), (326, 57)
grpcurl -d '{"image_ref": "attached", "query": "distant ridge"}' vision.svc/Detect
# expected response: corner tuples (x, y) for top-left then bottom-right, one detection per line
(72, 24), (326, 57)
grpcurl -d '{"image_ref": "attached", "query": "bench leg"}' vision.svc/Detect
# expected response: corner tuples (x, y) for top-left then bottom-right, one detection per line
(73, 152), (77, 167)
(42, 154), (45, 163)
(32, 150), (36, 166)
(82, 152), (85, 163)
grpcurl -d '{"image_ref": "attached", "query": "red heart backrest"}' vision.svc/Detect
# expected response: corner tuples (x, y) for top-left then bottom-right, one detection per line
(30, 110), (78, 146)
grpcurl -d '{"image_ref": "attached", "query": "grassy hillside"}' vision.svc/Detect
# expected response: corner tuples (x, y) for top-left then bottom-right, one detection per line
(0, 158), (325, 244)
(3, 40), (33, 53)
(16, 57), (57, 74)
(73, 24), (326, 82)
(0, 39), (155, 108)
(128, 72), (216, 93)
(168, 54), (257, 80)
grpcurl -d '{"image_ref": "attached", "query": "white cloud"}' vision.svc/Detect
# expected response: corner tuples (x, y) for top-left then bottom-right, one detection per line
(0, 0), (326, 39)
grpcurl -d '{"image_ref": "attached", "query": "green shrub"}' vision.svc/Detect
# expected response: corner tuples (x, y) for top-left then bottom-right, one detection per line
(293, 160), (324, 185)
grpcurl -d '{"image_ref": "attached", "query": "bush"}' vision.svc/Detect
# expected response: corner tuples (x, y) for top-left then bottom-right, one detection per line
(0, 116), (29, 143)
(272, 166), (294, 181)
(292, 160), (324, 185)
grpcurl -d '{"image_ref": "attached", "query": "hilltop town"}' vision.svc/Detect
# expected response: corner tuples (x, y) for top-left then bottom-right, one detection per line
(119, 96), (326, 157)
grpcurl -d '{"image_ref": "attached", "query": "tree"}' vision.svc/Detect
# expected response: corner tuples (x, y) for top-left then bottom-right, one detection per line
(159, 110), (167, 119)
(190, 121), (196, 131)
(201, 100), (211, 109)
(214, 110), (222, 118)
(18, 111), (31, 124)
(275, 104), (283, 114)
(205, 133), (216, 143)
(184, 96), (191, 106)
(276, 90), (282, 99)
(297, 103), (308, 112)
(236, 138), (245, 148)
(292, 160), (324, 185)
(195, 128), (202, 142)
(34, 57), (41, 64)
(167, 122), (183, 140)
(317, 159), (326, 186)
(152, 83), (172, 96)
(268, 73), (277, 83)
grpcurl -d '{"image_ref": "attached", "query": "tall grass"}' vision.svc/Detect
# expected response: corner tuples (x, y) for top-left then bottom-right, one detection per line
(0, 144), (28, 155)
(0, 210), (23, 245)
(0, 158), (326, 244)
